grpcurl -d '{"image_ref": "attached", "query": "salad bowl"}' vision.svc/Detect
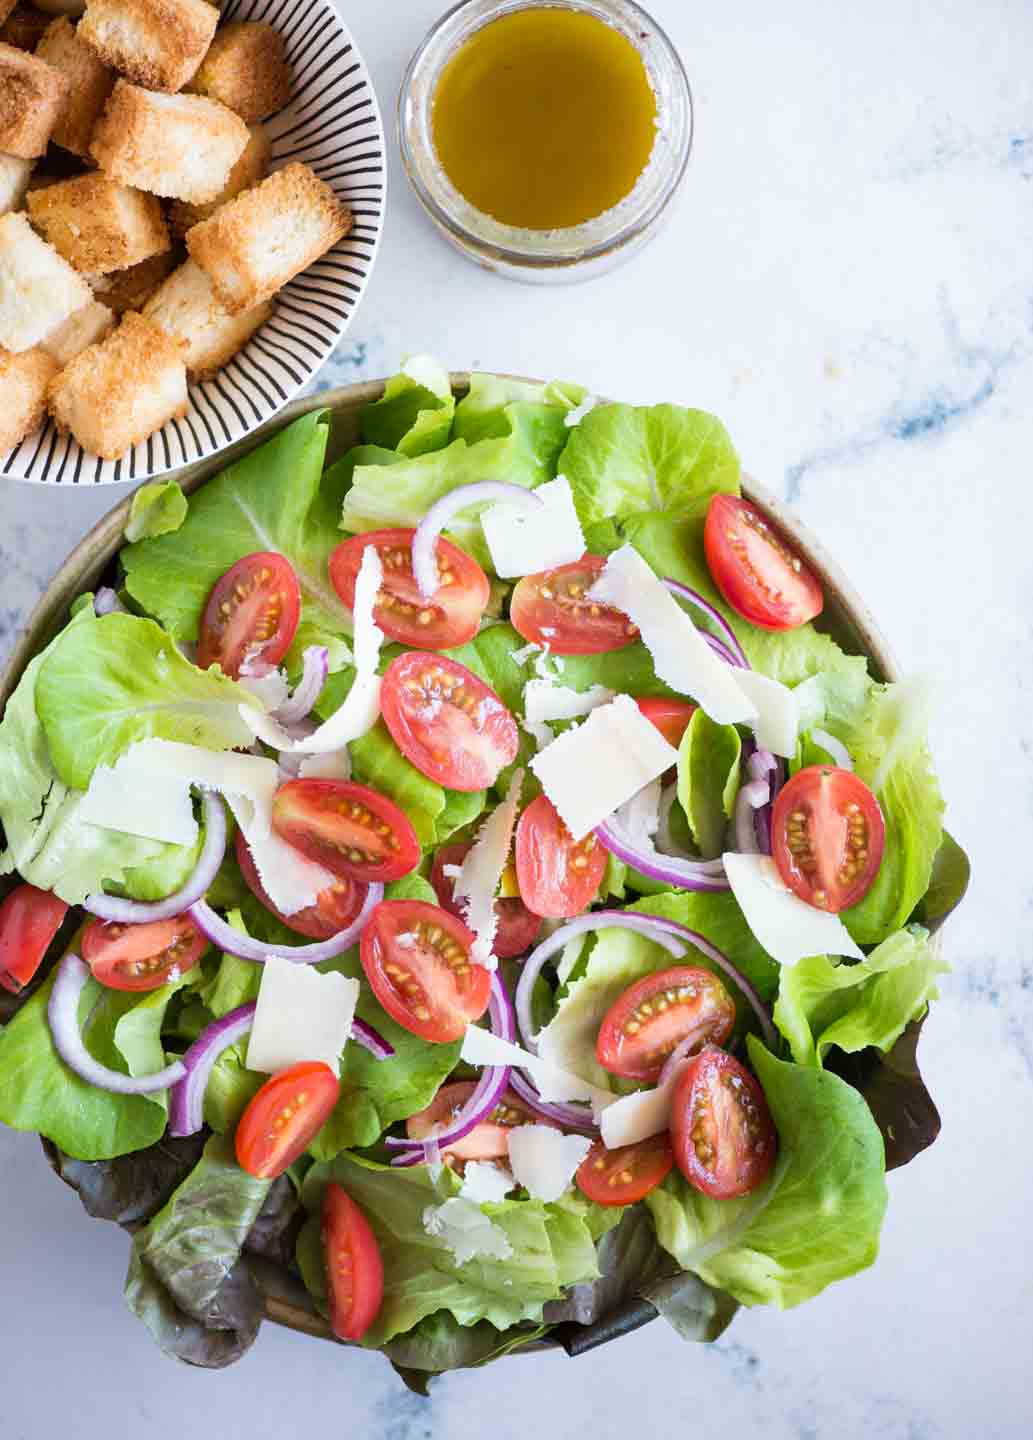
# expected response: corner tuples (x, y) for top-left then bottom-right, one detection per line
(0, 375), (962, 1377)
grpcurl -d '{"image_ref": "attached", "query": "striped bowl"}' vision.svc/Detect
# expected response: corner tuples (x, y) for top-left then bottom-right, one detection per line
(2, 0), (386, 486)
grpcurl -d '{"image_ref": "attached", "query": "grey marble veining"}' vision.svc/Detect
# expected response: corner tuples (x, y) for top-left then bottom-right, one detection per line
(2, 1), (1032, 1436)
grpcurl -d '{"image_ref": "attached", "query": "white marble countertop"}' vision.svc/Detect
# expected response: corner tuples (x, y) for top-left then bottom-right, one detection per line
(2, 1), (1031, 1435)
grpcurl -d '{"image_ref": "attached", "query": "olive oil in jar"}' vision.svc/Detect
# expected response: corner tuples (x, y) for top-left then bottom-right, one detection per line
(432, 8), (658, 231)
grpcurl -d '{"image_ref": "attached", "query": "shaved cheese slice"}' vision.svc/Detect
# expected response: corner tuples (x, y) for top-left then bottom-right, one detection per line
(246, 956), (359, 1076)
(79, 738), (336, 914)
(735, 669), (799, 758)
(507, 1125), (592, 1202)
(240, 547), (385, 754)
(422, 1198), (513, 1263)
(522, 678), (616, 749)
(454, 769), (524, 967)
(481, 476), (586, 578)
(460, 1162), (515, 1204)
(722, 851), (864, 966)
(587, 546), (756, 725)
(460, 1026), (616, 1112)
(529, 694), (678, 841)
(79, 762), (196, 845)
(599, 1079), (675, 1149)
(298, 750), (352, 781)
(563, 395), (598, 428)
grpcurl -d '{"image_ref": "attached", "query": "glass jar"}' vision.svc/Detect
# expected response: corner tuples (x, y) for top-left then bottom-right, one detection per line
(398, 0), (693, 285)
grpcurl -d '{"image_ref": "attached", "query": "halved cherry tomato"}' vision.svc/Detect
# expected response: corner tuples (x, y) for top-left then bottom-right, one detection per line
(360, 899), (490, 1043)
(322, 1182), (384, 1342)
(514, 794), (606, 919)
(270, 779), (420, 884)
(595, 966), (736, 1084)
(0, 884), (68, 994)
(197, 552), (301, 677)
(772, 765), (885, 912)
(81, 914), (206, 992)
(510, 554), (638, 655)
(235, 830), (368, 940)
(380, 653), (519, 792)
(329, 527), (489, 650)
(635, 698), (697, 749)
(704, 495), (823, 631)
(236, 1061), (340, 1179)
(670, 1047), (777, 1199)
(430, 842), (541, 959)
(406, 1080), (545, 1167)
(576, 1133), (674, 1206)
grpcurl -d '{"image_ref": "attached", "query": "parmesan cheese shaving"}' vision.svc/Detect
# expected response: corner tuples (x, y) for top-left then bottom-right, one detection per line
(454, 770), (525, 968)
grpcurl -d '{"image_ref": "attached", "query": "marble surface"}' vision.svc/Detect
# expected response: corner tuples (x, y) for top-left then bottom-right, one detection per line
(1, 1), (1031, 1435)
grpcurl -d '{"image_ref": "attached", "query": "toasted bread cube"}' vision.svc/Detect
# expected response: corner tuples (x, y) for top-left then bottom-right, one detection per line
(168, 121), (269, 237)
(41, 294), (113, 364)
(187, 162), (351, 313)
(0, 1), (15, 28)
(91, 80), (248, 202)
(1, 7), (51, 53)
(0, 41), (69, 156)
(35, 16), (113, 156)
(0, 149), (31, 212)
(142, 256), (269, 378)
(0, 342), (58, 450)
(79, 0), (217, 92)
(27, 171), (169, 272)
(89, 246), (174, 312)
(188, 21), (289, 123)
(0, 210), (90, 349)
(48, 310), (186, 458)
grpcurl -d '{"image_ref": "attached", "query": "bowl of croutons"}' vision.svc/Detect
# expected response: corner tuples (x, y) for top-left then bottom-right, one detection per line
(0, 0), (385, 483)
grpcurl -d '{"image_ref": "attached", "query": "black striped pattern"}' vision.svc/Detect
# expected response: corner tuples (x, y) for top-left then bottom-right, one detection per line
(4, 0), (385, 486)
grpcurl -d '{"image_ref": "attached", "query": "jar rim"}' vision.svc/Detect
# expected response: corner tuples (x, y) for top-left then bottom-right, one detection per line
(398, 0), (694, 273)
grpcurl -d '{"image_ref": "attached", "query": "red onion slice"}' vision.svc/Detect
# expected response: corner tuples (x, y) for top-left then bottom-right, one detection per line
(733, 777), (771, 855)
(350, 1017), (395, 1060)
(662, 579), (749, 668)
(49, 953), (186, 1094)
(411, 481), (544, 599)
(657, 1032), (704, 1091)
(94, 588), (125, 616)
(168, 1001), (256, 1137)
(514, 910), (689, 1054)
(84, 791), (228, 925)
(273, 646), (329, 726)
(189, 882), (383, 965)
(390, 973), (514, 1165)
(507, 1070), (599, 1136)
(595, 813), (730, 895)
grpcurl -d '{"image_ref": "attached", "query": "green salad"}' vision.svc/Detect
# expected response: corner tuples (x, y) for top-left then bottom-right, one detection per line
(0, 360), (969, 1382)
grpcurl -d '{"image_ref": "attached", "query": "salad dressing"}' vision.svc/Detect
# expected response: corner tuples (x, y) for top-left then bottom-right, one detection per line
(432, 8), (658, 231)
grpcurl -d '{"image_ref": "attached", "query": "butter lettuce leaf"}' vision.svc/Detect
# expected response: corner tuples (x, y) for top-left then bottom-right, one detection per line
(559, 403), (740, 527)
(678, 709), (741, 859)
(775, 926), (945, 1068)
(646, 1040), (887, 1309)
(124, 481), (187, 543)
(35, 612), (255, 790)
(362, 355), (455, 457)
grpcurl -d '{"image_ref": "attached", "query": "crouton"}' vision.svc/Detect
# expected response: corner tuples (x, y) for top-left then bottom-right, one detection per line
(0, 41), (69, 156)
(35, 16), (113, 156)
(89, 246), (174, 312)
(0, 7), (51, 53)
(48, 310), (186, 457)
(142, 256), (269, 378)
(0, 1), (15, 28)
(91, 80), (248, 202)
(41, 294), (113, 365)
(27, 171), (168, 273)
(0, 343), (58, 450)
(78, 0), (218, 93)
(0, 210), (90, 350)
(186, 162), (351, 313)
(188, 21), (289, 123)
(0, 150), (31, 213)
(168, 121), (269, 237)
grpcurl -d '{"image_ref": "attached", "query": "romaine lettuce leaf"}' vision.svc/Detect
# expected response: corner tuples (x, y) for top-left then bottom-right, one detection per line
(774, 926), (944, 1068)
(35, 612), (254, 789)
(645, 1040), (887, 1309)
(536, 891), (780, 1091)
(124, 480), (187, 543)
(361, 355), (455, 457)
(298, 1153), (598, 1345)
(678, 709), (741, 858)
(122, 411), (350, 666)
(559, 403), (740, 527)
